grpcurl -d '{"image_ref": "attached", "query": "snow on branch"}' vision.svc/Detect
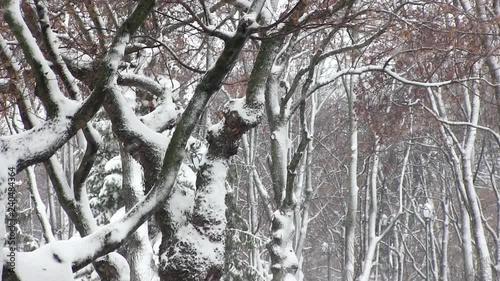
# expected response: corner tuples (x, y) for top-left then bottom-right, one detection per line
(422, 103), (500, 146)
(0, 0), (155, 175)
(74, 0), (155, 124)
(139, 100), (179, 133)
(3, 0), (77, 117)
(224, 0), (273, 24)
(311, 65), (496, 94)
(34, 0), (82, 101)
(103, 86), (167, 155)
(118, 73), (168, 97)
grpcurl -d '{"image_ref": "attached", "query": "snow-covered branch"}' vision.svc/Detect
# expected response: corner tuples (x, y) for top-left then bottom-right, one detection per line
(4, 0), (76, 116)
(421, 103), (500, 146)
(0, 0), (156, 173)
(34, 0), (82, 101)
(311, 65), (497, 95)
(117, 73), (168, 98)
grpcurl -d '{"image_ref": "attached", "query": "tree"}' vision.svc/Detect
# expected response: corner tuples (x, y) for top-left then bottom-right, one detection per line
(1, 0), (500, 281)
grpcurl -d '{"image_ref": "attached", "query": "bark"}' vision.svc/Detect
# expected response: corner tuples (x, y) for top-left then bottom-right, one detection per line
(267, 207), (299, 281)
(157, 5), (269, 280)
(17, 91), (128, 280)
(243, 129), (264, 278)
(120, 148), (154, 281)
(0, 0), (155, 279)
(460, 204), (474, 281)
(357, 139), (380, 281)
(343, 77), (358, 281)
(265, 74), (298, 281)
(454, 92), (492, 280)
(427, 88), (475, 281)
(25, 167), (55, 243)
(439, 189), (449, 281)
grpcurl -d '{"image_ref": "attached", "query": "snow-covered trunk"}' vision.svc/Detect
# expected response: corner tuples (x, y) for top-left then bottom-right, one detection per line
(460, 201), (474, 281)
(438, 134), (474, 281)
(269, 122), (288, 206)
(120, 148), (154, 281)
(472, 0), (500, 128)
(163, 157), (228, 281)
(394, 226), (404, 281)
(47, 177), (57, 237)
(295, 100), (317, 280)
(268, 207), (298, 281)
(456, 2), (495, 277)
(488, 159), (500, 280)
(343, 78), (358, 281)
(439, 188), (449, 281)
(294, 158), (309, 281)
(159, 10), (275, 279)
(265, 70), (300, 281)
(439, 83), (492, 281)
(497, 203), (500, 281)
(244, 129), (264, 275)
(460, 97), (492, 281)
(160, 104), (257, 281)
(357, 139), (380, 281)
(65, 140), (75, 239)
(429, 220), (438, 281)
(267, 69), (313, 281)
(427, 88), (475, 281)
(493, 168), (500, 281)
(59, 205), (66, 239)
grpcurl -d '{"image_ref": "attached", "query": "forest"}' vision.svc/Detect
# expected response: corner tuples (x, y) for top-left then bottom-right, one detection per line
(0, 0), (499, 280)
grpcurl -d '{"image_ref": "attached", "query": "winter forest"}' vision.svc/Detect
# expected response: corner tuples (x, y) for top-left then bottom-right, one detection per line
(0, 0), (500, 280)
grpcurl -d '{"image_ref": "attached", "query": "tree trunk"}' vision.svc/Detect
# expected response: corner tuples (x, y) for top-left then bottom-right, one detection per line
(267, 206), (299, 281)
(120, 148), (154, 281)
(343, 77), (358, 281)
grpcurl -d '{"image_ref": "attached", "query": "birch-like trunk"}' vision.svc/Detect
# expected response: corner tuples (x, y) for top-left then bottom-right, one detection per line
(439, 187), (449, 281)
(357, 139), (380, 281)
(485, 159), (500, 280)
(457, 90), (492, 281)
(120, 148), (154, 281)
(427, 87), (490, 280)
(295, 94), (318, 280)
(244, 129), (265, 278)
(343, 77), (358, 281)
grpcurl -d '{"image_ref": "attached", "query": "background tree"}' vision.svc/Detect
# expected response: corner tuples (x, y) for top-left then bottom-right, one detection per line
(1, 0), (500, 281)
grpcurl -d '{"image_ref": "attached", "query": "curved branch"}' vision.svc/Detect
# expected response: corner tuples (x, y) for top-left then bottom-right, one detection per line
(0, 0), (156, 173)
(421, 103), (500, 146)
(117, 73), (167, 97)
